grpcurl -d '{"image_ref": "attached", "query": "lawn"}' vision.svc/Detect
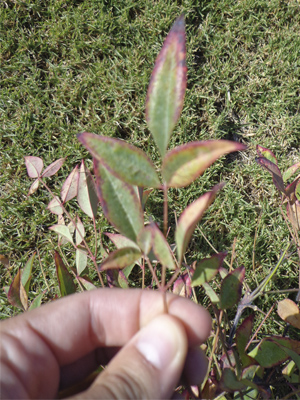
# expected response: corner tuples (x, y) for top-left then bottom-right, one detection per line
(1, 0), (300, 392)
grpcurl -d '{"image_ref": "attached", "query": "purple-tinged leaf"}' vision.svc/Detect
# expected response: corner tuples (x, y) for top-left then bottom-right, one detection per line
(295, 179), (300, 201)
(145, 15), (187, 157)
(106, 269), (120, 288)
(24, 156), (44, 178)
(287, 200), (300, 230)
(175, 183), (224, 264)
(220, 265), (245, 310)
(76, 248), (88, 276)
(77, 160), (98, 219)
(21, 252), (35, 294)
(47, 196), (64, 215)
(55, 251), (77, 297)
(285, 176), (300, 201)
(27, 179), (39, 196)
(173, 272), (192, 297)
(7, 269), (28, 310)
(105, 233), (140, 250)
(29, 292), (44, 310)
(94, 160), (144, 242)
(78, 276), (97, 291)
(191, 253), (227, 287)
(162, 141), (246, 188)
(283, 162), (300, 182)
(49, 224), (74, 244)
(272, 338), (300, 370)
(75, 216), (85, 246)
(61, 165), (79, 203)
(236, 314), (256, 368)
(256, 157), (285, 194)
(118, 270), (129, 289)
(100, 247), (142, 271)
(150, 223), (176, 270)
(42, 158), (65, 177)
(256, 145), (278, 165)
(78, 133), (161, 188)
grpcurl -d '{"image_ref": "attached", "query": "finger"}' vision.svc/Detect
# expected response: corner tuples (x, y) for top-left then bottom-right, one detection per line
(69, 314), (188, 400)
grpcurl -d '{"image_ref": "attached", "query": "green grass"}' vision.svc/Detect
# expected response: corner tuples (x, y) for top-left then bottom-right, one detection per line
(1, 0), (300, 384)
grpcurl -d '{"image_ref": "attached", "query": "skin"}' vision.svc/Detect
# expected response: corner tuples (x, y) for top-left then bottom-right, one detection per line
(0, 288), (211, 399)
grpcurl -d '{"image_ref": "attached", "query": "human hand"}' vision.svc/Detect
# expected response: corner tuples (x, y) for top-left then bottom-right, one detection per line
(0, 288), (211, 399)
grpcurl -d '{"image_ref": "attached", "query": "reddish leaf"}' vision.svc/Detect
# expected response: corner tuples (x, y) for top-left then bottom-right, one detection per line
(175, 183), (224, 264)
(283, 162), (300, 182)
(145, 15), (187, 156)
(287, 200), (300, 230)
(220, 265), (245, 310)
(285, 176), (300, 201)
(77, 160), (98, 219)
(256, 145), (278, 165)
(7, 269), (28, 310)
(42, 158), (65, 177)
(191, 253), (227, 287)
(24, 156), (44, 178)
(256, 157), (285, 194)
(162, 141), (246, 188)
(61, 165), (79, 203)
(55, 251), (77, 297)
(236, 314), (256, 368)
(173, 272), (192, 298)
(100, 247), (142, 271)
(27, 179), (39, 196)
(78, 133), (161, 188)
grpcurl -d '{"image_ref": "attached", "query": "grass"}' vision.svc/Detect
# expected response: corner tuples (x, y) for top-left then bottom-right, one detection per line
(1, 0), (300, 391)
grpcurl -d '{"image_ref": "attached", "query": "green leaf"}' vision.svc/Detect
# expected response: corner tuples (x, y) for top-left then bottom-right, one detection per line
(47, 196), (64, 215)
(283, 162), (300, 182)
(21, 252), (36, 294)
(162, 141), (246, 188)
(191, 252), (226, 287)
(220, 369), (247, 392)
(77, 160), (98, 219)
(94, 160), (144, 242)
(78, 276), (97, 291)
(145, 15), (187, 157)
(150, 223), (176, 270)
(256, 145), (278, 165)
(272, 339), (300, 370)
(175, 183), (224, 264)
(202, 282), (220, 304)
(49, 224), (74, 245)
(54, 251), (77, 297)
(137, 226), (152, 255)
(29, 292), (44, 310)
(75, 216), (85, 246)
(105, 233), (140, 250)
(256, 157), (285, 193)
(236, 314), (256, 368)
(76, 248), (88, 276)
(78, 133), (161, 188)
(100, 247), (142, 271)
(220, 265), (245, 310)
(7, 269), (28, 310)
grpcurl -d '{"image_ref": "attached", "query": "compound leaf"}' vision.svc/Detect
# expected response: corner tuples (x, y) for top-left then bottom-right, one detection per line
(24, 156), (43, 178)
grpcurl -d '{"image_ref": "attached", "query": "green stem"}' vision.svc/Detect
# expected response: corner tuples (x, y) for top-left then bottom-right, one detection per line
(163, 184), (168, 237)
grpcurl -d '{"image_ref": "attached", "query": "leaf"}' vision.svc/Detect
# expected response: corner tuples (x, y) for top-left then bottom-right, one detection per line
(21, 252), (36, 294)
(61, 165), (79, 203)
(151, 223), (176, 270)
(76, 248), (88, 276)
(283, 162), (300, 182)
(191, 252), (227, 287)
(220, 265), (245, 310)
(142, 189), (153, 210)
(137, 226), (152, 255)
(287, 200), (300, 230)
(145, 15), (187, 157)
(256, 145), (278, 165)
(78, 133), (161, 188)
(49, 224), (74, 245)
(42, 158), (65, 177)
(202, 282), (220, 304)
(278, 299), (300, 329)
(24, 156), (44, 178)
(77, 160), (98, 219)
(256, 157), (285, 193)
(29, 292), (44, 310)
(47, 196), (64, 215)
(78, 276), (97, 291)
(7, 269), (28, 310)
(220, 369), (247, 392)
(175, 183), (224, 264)
(162, 141), (246, 188)
(94, 160), (144, 242)
(27, 179), (39, 196)
(236, 314), (256, 368)
(75, 216), (85, 246)
(118, 270), (129, 289)
(173, 272), (192, 297)
(105, 233), (140, 250)
(100, 247), (142, 271)
(54, 251), (77, 297)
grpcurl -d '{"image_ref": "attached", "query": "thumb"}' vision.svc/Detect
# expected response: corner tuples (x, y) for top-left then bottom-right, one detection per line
(75, 314), (188, 399)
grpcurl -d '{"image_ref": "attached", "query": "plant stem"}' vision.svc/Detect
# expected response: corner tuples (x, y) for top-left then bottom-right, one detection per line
(163, 184), (168, 237)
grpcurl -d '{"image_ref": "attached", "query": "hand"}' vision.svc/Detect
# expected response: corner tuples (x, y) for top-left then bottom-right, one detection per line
(0, 288), (211, 399)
